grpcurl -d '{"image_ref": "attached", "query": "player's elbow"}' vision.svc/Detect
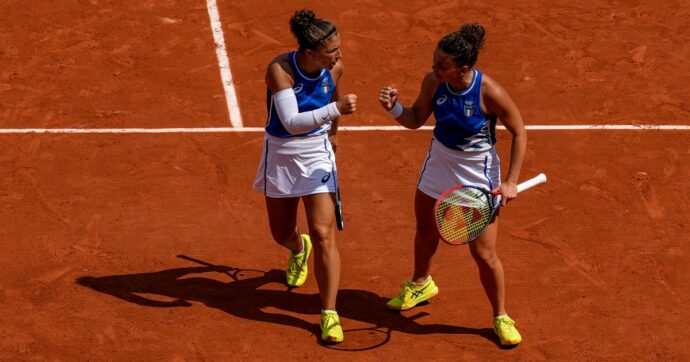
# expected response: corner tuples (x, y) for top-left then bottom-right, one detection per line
(281, 117), (316, 135)
(403, 117), (425, 130)
(411, 120), (428, 130)
(513, 126), (527, 140)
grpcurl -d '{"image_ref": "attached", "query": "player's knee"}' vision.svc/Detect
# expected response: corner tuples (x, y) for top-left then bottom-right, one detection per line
(416, 220), (438, 237)
(272, 229), (298, 246)
(308, 225), (334, 247)
(471, 248), (500, 267)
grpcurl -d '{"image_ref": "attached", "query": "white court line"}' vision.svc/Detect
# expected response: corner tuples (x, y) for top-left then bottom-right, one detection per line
(345, 125), (690, 131)
(0, 125), (688, 134)
(205, 0), (243, 127)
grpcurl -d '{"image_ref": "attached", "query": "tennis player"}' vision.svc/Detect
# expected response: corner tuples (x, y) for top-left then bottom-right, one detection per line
(378, 23), (527, 346)
(253, 9), (356, 343)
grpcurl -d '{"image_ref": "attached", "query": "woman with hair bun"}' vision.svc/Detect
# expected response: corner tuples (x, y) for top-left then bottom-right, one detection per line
(253, 9), (356, 344)
(378, 24), (527, 347)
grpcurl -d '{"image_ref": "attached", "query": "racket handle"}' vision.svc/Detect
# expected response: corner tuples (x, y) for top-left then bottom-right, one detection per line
(490, 173), (547, 195)
(517, 173), (547, 193)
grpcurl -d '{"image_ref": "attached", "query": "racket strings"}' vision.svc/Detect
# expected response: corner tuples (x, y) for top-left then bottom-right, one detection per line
(435, 189), (493, 244)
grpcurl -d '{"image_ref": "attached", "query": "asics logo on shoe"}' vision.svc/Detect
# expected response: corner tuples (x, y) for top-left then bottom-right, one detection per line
(410, 283), (430, 298)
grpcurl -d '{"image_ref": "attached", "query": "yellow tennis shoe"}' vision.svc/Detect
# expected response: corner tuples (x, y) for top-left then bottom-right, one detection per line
(320, 310), (344, 343)
(494, 315), (522, 346)
(286, 234), (312, 287)
(386, 276), (439, 310)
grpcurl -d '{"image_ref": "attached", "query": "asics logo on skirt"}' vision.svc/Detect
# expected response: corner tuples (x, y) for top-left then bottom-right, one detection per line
(321, 172), (331, 183)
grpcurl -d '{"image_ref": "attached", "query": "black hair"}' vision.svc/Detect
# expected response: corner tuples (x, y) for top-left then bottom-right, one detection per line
(437, 23), (486, 68)
(289, 9), (337, 51)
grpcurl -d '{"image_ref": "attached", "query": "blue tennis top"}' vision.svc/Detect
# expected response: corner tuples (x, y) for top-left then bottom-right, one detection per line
(265, 51), (336, 138)
(432, 70), (497, 151)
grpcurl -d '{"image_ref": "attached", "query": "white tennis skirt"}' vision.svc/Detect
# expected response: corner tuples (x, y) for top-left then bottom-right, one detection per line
(417, 138), (501, 199)
(253, 133), (338, 198)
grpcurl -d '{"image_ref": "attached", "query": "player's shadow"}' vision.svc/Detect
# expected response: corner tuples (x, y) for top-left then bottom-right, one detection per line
(76, 255), (496, 348)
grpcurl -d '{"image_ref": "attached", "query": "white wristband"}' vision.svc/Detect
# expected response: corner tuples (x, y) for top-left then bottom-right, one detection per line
(387, 103), (403, 118)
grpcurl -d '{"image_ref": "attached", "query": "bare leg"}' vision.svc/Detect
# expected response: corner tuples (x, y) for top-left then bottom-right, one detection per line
(265, 196), (302, 253)
(303, 192), (340, 310)
(469, 220), (506, 316)
(412, 189), (441, 283)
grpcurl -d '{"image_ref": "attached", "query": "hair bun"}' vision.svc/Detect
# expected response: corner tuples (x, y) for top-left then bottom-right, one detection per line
(288, 8), (337, 51)
(290, 9), (316, 33)
(459, 23), (485, 49)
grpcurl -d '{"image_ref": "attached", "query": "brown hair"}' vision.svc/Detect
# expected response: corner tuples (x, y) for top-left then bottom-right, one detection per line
(437, 23), (486, 68)
(289, 9), (337, 51)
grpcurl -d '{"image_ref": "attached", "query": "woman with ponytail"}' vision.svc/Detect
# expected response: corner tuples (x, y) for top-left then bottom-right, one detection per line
(378, 24), (527, 347)
(253, 9), (357, 344)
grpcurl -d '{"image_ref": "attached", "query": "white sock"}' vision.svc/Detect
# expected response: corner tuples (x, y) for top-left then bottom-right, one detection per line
(413, 275), (431, 285)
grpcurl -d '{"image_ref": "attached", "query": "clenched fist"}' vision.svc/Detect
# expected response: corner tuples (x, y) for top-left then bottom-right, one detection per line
(378, 86), (398, 111)
(336, 94), (357, 114)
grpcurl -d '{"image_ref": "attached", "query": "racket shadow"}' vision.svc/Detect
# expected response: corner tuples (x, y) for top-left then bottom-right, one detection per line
(76, 255), (497, 348)
(76, 257), (317, 333)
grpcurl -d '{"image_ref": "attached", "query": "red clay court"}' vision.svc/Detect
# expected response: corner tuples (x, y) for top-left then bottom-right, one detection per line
(1, 0), (688, 360)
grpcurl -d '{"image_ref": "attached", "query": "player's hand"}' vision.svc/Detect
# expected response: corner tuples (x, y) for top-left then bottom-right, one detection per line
(336, 94), (357, 114)
(378, 86), (398, 111)
(496, 181), (518, 206)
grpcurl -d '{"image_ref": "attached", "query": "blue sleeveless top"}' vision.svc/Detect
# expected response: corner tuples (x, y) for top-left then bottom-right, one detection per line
(265, 52), (336, 138)
(432, 70), (497, 151)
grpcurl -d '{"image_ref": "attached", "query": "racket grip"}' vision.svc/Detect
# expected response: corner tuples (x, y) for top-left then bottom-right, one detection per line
(517, 173), (547, 193)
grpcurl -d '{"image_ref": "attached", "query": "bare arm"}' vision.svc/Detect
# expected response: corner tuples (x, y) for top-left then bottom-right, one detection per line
(265, 54), (294, 93)
(482, 75), (527, 204)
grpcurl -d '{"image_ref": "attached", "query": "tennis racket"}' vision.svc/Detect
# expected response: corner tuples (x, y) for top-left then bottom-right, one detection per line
(434, 173), (547, 245)
(335, 187), (344, 230)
